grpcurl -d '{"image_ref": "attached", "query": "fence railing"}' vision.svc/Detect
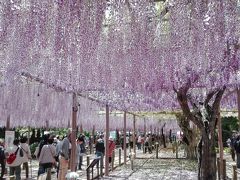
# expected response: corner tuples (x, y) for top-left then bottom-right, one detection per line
(226, 164), (240, 180)
(218, 158), (240, 180)
(86, 157), (102, 180)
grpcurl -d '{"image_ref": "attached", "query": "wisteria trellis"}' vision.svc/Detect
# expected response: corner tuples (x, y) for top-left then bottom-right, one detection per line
(0, 0), (239, 128)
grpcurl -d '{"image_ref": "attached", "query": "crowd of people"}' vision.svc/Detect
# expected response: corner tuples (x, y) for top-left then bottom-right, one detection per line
(0, 132), (117, 180)
(0, 130), (168, 180)
(227, 133), (240, 168)
(0, 137), (31, 180)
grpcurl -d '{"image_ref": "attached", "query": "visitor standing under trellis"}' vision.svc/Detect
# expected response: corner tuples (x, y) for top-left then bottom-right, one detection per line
(58, 133), (71, 180)
(77, 136), (85, 170)
(108, 137), (115, 169)
(20, 137), (31, 179)
(234, 135), (240, 168)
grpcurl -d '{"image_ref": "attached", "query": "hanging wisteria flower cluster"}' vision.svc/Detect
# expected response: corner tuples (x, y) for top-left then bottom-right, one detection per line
(0, 0), (239, 127)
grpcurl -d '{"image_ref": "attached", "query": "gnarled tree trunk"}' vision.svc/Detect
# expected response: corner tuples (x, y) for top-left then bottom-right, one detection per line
(199, 129), (217, 179)
(176, 113), (198, 159)
(174, 83), (225, 180)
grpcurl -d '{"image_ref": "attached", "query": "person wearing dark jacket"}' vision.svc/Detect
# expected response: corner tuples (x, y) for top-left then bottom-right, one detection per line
(234, 135), (240, 168)
(78, 136), (85, 170)
(230, 133), (237, 161)
(95, 136), (105, 157)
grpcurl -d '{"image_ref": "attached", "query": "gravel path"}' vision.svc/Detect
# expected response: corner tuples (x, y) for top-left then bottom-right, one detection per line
(3, 146), (199, 180)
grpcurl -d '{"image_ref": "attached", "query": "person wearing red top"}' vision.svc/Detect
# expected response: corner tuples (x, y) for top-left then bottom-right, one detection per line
(108, 137), (115, 164)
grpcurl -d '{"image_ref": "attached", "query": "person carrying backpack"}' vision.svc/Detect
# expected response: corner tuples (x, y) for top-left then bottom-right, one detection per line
(0, 139), (6, 179)
(6, 139), (24, 180)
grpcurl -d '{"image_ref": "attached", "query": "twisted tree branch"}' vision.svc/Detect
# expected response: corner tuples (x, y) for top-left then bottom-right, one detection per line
(176, 84), (204, 129)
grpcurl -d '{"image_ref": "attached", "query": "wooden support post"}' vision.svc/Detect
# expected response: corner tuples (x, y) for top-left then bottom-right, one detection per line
(100, 155), (103, 177)
(218, 108), (224, 180)
(129, 130), (132, 153)
(133, 115), (136, 157)
(46, 120), (49, 130)
(157, 128), (160, 143)
(233, 165), (237, 180)
(130, 155), (134, 170)
(176, 142), (178, 159)
(90, 125), (95, 154)
(143, 119), (146, 153)
(223, 159), (226, 179)
(5, 115), (11, 154)
(123, 112), (127, 165)
(111, 150), (115, 171)
(217, 157), (220, 180)
(144, 119), (146, 137)
(80, 124), (83, 134)
(105, 104), (110, 176)
(156, 143), (159, 159)
(89, 136), (92, 155)
(150, 125), (153, 152)
(92, 125), (95, 144)
(237, 88), (240, 131)
(87, 168), (90, 180)
(6, 115), (10, 130)
(76, 125), (79, 138)
(27, 127), (30, 145)
(119, 149), (121, 165)
(70, 93), (78, 172)
(91, 167), (94, 179)
(97, 160), (100, 177)
(143, 143), (145, 154)
(87, 155), (90, 167)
